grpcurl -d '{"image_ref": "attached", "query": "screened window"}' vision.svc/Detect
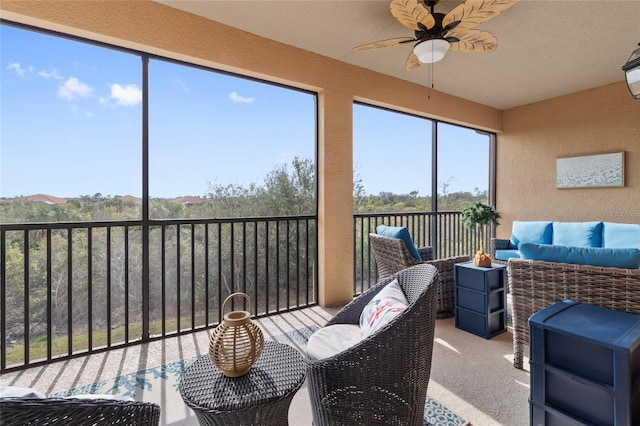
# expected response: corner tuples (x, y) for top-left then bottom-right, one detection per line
(0, 24), (142, 223)
(353, 103), (432, 213)
(0, 24), (317, 223)
(148, 60), (317, 219)
(437, 123), (490, 210)
(353, 103), (493, 213)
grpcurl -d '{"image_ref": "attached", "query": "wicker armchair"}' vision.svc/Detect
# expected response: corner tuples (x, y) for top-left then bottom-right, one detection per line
(508, 258), (640, 369)
(0, 397), (161, 425)
(306, 263), (439, 426)
(369, 233), (470, 318)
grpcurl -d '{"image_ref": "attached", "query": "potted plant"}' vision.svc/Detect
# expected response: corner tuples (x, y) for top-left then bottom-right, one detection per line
(461, 202), (501, 267)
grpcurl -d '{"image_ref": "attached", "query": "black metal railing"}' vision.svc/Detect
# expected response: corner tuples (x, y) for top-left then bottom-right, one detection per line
(353, 211), (484, 293)
(0, 216), (318, 371)
(1, 210), (486, 372)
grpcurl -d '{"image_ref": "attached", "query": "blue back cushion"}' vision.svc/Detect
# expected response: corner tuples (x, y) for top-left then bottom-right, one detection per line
(376, 225), (421, 260)
(552, 221), (602, 247)
(602, 222), (640, 249)
(519, 243), (640, 269)
(510, 221), (553, 248)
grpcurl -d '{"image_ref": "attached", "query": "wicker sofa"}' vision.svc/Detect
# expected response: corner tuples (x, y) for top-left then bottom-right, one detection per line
(508, 257), (640, 369)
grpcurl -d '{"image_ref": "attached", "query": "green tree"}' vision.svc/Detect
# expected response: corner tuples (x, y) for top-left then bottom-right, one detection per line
(461, 202), (501, 255)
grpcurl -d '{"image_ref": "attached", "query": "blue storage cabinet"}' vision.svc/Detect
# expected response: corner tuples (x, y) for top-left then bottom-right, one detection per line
(454, 262), (506, 339)
(529, 300), (640, 426)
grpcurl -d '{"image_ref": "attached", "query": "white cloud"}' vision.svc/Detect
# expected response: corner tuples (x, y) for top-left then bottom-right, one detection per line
(229, 91), (255, 103)
(7, 62), (34, 78)
(58, 77), (93, 100)
(108, 83), (142, 106)
(38, 68), (63, 80)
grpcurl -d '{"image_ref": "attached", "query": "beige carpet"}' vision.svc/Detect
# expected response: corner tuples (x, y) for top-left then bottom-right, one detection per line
(428, 317), (530, 426)
(1, 307), (531, 425)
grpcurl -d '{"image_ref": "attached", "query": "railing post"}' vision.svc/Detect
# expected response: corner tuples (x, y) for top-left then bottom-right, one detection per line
(141, 55), (150, 341)
(1, 229), (6, 371)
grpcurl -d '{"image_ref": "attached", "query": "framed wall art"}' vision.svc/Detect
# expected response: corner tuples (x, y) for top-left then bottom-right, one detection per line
(556, 152), (624, 189)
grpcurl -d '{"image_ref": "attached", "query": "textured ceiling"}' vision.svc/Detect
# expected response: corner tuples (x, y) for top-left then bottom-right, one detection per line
(156, 0), (640, 110)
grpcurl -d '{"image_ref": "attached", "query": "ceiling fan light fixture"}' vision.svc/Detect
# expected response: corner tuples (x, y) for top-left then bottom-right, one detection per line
(413, 39), (450, 63)
(622, 42), (640, 99)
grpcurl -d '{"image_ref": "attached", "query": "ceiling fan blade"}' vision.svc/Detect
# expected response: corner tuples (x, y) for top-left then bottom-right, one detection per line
(443, 0), (519, 32)
(390, 0), (435, 31)
(354, 37), (415, 51)
(448, 29), (497, 53)
(405, 52), (421, 71)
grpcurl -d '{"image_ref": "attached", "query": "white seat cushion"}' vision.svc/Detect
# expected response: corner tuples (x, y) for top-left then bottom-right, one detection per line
(306, 324), (362, 361)
(0, 387), (46, 399)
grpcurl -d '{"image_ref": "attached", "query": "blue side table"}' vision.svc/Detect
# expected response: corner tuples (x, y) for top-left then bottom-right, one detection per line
(454, 261), (507, 339)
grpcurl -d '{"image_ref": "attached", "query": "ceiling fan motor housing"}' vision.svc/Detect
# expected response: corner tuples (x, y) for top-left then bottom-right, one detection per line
(416, 13), (459, 43)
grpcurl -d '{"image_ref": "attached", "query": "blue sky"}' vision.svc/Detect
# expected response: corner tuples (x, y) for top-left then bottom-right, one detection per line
(1, 23), (488, 199)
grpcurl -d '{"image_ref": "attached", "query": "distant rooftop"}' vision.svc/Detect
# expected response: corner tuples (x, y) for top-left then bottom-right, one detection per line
(0, 194), (206, 205)
(18, 194), (67, 205)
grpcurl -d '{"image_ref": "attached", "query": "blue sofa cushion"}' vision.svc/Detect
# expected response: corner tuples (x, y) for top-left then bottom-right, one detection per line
(494, 249), (522, 261)
(602, 222), (640, 249)
(519, 243), (640, 269)
(376, 225), (421, 260)
(510, 221), (553, 248)
(552, 221), (602, 247)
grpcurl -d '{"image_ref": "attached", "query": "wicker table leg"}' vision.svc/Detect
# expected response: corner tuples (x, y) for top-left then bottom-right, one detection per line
(192, 392), (296, 426)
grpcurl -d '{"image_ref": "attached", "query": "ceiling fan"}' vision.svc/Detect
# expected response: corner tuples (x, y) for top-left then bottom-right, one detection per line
(354, 0), (519, 70)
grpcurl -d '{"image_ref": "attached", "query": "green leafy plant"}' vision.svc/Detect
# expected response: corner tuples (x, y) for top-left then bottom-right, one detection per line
(461, 202), (501, 256)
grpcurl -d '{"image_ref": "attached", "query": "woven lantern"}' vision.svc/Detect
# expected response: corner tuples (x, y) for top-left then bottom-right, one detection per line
(209, 292), (264, 377)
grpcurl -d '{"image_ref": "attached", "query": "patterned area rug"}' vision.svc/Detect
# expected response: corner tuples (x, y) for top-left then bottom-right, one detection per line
(53, 326), (469, 426)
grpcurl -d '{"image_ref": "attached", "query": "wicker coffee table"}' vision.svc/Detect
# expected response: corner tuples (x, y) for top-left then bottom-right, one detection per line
(179, 340), (306, 426)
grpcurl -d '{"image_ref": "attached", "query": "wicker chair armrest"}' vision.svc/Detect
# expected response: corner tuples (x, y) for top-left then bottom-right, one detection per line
(425, 255), (471, 270)
(369, 233), (423, 280)
(490, 238), (511, 258)
(490, 238), (511, 250)
(0, 398), (161, 426)
(425, 255), (471, 318)
(417, 246), (434, 261)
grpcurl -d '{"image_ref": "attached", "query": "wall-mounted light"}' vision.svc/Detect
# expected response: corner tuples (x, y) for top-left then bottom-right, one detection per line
(413, 38), (450, 64)
(621, 42), (640, 99)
